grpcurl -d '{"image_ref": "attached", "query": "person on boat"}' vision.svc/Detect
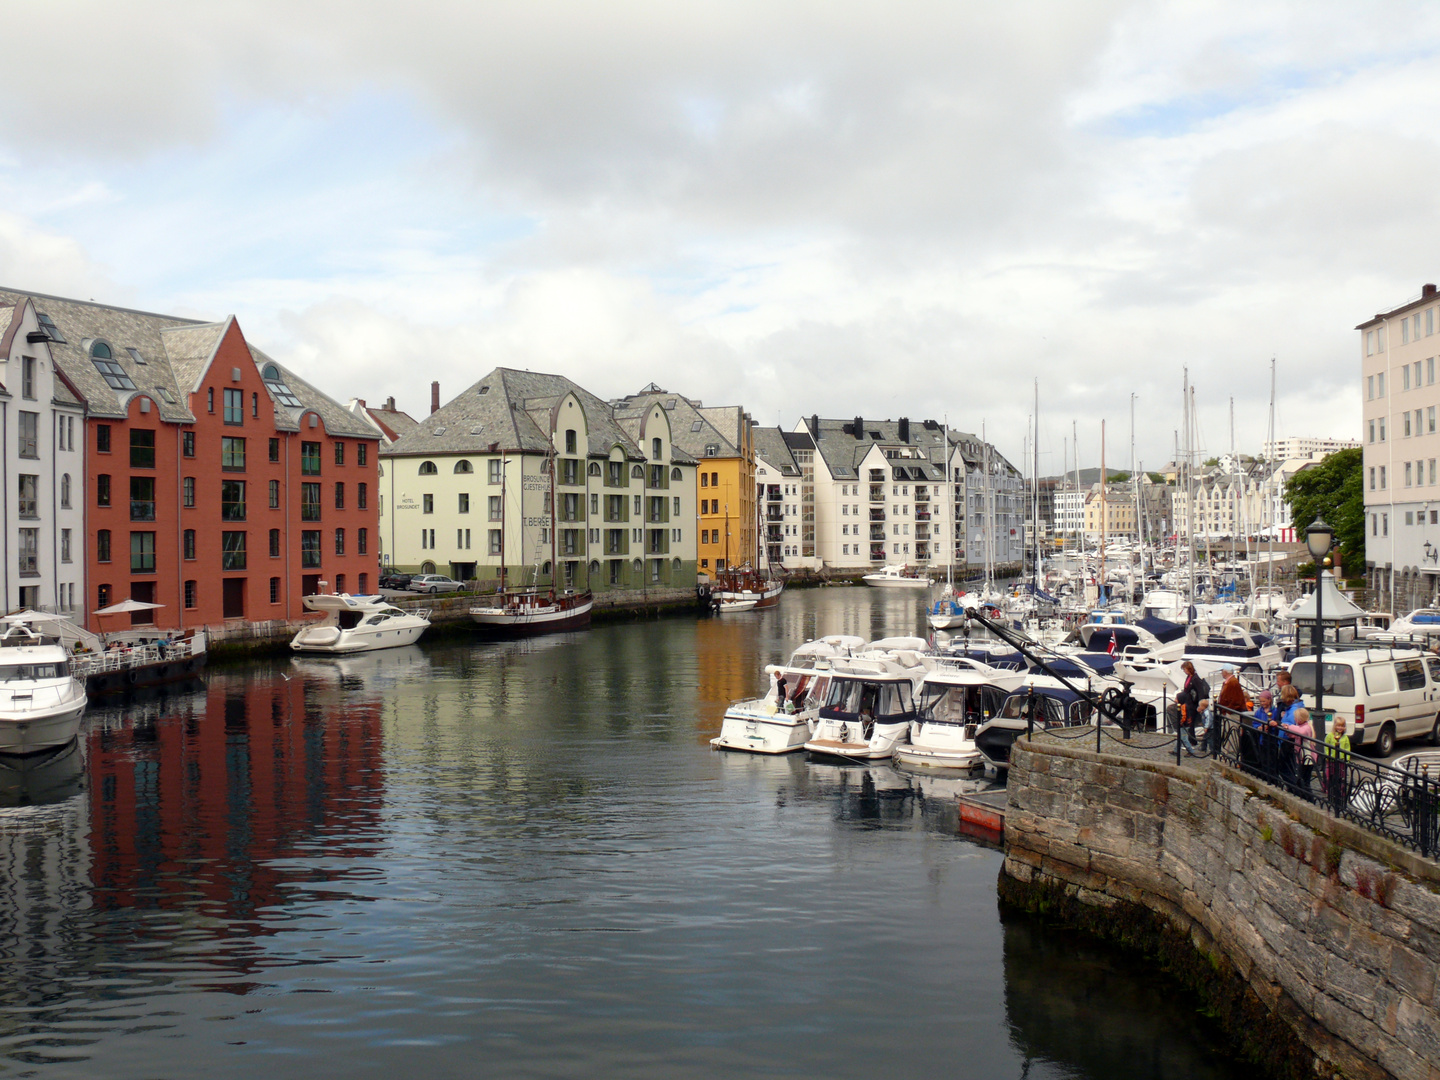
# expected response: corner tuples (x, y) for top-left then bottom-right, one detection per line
(774, 672), (788, 709)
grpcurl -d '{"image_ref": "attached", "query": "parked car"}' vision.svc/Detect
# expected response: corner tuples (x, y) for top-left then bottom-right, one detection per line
(409, 574), (463, 594)
(1288, 648), (1440, 757)
(379, 571), (412, 590)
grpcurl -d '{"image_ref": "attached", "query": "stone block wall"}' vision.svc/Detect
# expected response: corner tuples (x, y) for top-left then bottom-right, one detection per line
(1002, 739), (1440, 1080)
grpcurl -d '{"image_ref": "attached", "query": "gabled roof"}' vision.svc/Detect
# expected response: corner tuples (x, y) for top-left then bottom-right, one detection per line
(753, 425), (800, 475)
(383, 367), (649, 460)
(610, 388), (745, 461)
(794, 416), (1012, 482)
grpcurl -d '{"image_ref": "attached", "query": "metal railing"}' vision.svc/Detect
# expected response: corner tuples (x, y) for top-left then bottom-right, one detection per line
(70, 637), (203, 679)
(1210, 704), (1440, 859)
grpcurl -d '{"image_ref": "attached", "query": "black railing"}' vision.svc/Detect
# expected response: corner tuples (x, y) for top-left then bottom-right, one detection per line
(1212, 704), (1440, 860)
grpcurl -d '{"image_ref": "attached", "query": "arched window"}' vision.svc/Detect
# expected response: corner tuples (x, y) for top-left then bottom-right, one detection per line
(454, 460), (473, 474)
(671, 467), (682, 481)
(379, 464), (385, 477)
(652, 437), (662, 459)
(588, 462), (601, 476)
(60, 473), (71, 508)
(421, 561), (436, 574)
(419, 461), (438, 475)
(631, 465), (644, 479)
(589, 560), (600, 575)
(672, 557), (682, 571)
(90, 341), (112, 359)
(542, 561), (552, 575)
(632, 559), (643, 574)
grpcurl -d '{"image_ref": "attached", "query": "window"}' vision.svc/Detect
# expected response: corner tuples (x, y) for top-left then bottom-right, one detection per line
(131, 531), (156, 573)
(97, 529), (112, 562)
(301, 531), (321, 568)
(1384, 513), (1389, 536)
(335, 482), (345, 509)
(223, 387), (243, 424)
(358, 528), (368, 555)
(652, 437), (662, 459)
(222, 436), (246, 470)
(21, 355), (35, 399)
(566, 429), (577, 454)
(459, 493), (470, 513)
(207, 387), (215, 413)
(562, 458), (579, 485)
(131, 476), (156, 520)
(269, 437), (280, 462)
(335, 528), (345, 556)
(17, 474), (37, 518)
(633, 494), (642, 516)
(489, 529), (502, 554)
(609, 461), (624, 486)
(261, 364), (303, 407)
(269, 528), (281, 557)
(181, 430), (195, 458)
(222, 531), (247, 570)
(1408, 510), (1416, 525)
(252, 391), (259, 418)
(18, 412), (38, 458)
(423, 494), (433, 514)
(334, 442), (345, 466)
(1430, 356), (1436, 382)
(1381, 418), (1387, 441)
(488, 459), (503, 484)
(1430, 406), (1435, 434)
(35, 313), (64, 343)
(130, 429), (155, 468)
(185, 580), (197, 609)
(302, 483), (321, 520)
(1406, 462), (1413, 487)
(301, 442), (322, 475)
(1379, 372), (1386, 395)
(96, 424), (111, 453)
(358, 444), (368, 466)
(700, 472), (708, 487)
(17, 528), (37, 575)
(60, 528), (71, 563)
(1368, 375), (1374, 400)
(1370, 420), (1376, 443)
(591, 493), (599, 515)
(183, 477), (195, 508)
(269, 479), (280, 508)
(97, 474), (111, 507)
(184, 530), (196, 560)
(1404, 361), (1412, 387)
(90, 343), (136, 390)
(358, 483), (368, 509)
(222, 480), (246, 520)
(1381, 466), (1387, 489)
(419, 460), (438, 476)
(488, 495), (502, 521)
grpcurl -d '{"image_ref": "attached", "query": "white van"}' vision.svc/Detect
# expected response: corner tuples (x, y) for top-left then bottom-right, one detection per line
(1288, 648), (1440, 757)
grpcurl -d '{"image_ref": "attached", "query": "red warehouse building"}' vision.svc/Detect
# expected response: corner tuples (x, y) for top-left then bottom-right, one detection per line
(0, 290), (381, 630)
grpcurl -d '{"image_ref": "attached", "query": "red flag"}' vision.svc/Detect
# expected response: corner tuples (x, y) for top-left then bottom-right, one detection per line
(1107, 635), (1117, 657)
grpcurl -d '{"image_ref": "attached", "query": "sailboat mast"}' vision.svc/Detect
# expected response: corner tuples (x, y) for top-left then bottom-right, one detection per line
(1033, 379), (1040, 591)
(549, 442), (557, 592)
(1185, 368), (1195, 609)
(1267, 356), (1276, 596)
(1099, 419), (1107, 603)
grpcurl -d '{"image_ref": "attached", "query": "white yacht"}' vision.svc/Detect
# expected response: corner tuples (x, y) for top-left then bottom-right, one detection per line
(711, 635), (864, 754)
(897, 656), (1026, 770)
(0, 626), (88, 755)
(290, 594), (431, 653)
(1384, 608), (1440, 640)
(862, 564), (931, 589)
(804, 638), (929, 760)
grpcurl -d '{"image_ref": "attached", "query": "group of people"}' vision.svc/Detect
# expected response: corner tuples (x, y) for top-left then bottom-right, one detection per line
(1175, 659), (1354, 804)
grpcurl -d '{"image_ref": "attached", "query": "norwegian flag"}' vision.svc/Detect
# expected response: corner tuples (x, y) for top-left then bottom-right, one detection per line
(1107, 635), (1118, 657)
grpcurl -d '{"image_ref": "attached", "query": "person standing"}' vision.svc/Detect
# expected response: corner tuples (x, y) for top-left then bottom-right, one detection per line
(1321, 716), (1353, 809)
(774, 672), (788, 709)
(1175, 661), (1210, 754)
(1280, 705), (1317, 796)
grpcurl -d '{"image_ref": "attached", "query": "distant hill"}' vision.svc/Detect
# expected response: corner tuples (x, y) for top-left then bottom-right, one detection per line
(1041, 468), (1133, 485)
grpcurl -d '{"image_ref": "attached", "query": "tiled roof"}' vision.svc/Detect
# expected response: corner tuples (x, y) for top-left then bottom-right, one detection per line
(753, 425), (800, 475)
(383, 367), (649, 460)
(247, 345), (380, 438)
(798, 416), (1017, 482)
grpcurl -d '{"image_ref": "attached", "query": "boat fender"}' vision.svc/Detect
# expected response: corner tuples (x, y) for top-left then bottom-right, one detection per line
(127, 669), (140, 685)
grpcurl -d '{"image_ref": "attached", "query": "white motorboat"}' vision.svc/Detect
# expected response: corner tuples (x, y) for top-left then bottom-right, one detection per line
(290, 594), (431, 653)
(805, 638), (929, 760)
(469, 588), (593, 635)
(0, 626), (88, 755)
(1384, 607), (1440, 640)
(862, 564), (931, 589)
(897, 656), (1026, 769)
(716, 599), (758, 613)
(711, 635), (864, 754)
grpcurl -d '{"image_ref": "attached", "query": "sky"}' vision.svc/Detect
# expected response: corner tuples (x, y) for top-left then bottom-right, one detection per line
(0, 0), (1431, 475)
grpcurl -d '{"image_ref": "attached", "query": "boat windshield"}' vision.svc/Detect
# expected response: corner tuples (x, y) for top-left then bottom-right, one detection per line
(997, 693), (1075, 725)
(824, 677), (913, 718)
(920, 684), (1006, 725)
(0, 661), (69, 681)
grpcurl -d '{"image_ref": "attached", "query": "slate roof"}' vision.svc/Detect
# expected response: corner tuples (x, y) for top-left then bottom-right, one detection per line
(753, 425), (800, 476)
(0, 286), (378, 436)
(610, 388), (744, 462)
(383, 367), (651, 461)
(796, 416), (1018, 482)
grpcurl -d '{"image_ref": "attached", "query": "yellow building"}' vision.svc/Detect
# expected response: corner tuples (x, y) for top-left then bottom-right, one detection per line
(1083, 488), (1138, 539)
(614, 386), (755, 574)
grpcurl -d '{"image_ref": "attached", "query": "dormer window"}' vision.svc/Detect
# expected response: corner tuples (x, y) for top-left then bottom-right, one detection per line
(261, 363), (303, 408)
(126, 347), (146, 365)
(36, 313), (65, 343)
(90, 342), (136, 390)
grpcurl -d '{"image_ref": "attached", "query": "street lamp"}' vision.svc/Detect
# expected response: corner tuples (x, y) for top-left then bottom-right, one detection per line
(1306, 516), (1335, 725)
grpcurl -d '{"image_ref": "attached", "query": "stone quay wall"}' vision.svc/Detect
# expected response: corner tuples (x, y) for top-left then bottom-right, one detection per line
(205, 587), (703, 659)
(1001, 737), (1440, 1080)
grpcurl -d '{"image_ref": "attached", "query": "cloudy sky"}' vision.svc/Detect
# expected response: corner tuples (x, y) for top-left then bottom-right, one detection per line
(0, 1), (1427, 473)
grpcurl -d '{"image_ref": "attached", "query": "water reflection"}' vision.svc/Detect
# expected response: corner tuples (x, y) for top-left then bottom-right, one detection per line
(0, 738), (86, 807)
(0, 589), (1250, 1079)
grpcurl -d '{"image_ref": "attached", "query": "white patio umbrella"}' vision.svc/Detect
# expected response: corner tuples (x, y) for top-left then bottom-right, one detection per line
(92, 599), (165, 616)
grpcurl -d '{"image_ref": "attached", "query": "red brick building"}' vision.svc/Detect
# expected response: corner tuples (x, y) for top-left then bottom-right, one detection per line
(0, 290), (381, 631)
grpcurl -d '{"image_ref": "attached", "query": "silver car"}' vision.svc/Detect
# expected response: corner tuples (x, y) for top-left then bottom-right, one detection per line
(408, 574), (463, 594)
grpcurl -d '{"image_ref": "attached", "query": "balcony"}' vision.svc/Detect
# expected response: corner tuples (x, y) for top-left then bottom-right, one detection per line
(130, 500), (156, 521)
(915, 509), (931, 521)
(869, 485), (885, 502)
(869, 526), (886, 541)
(767, 508), (784, 521)
(914, 488), (930, 502)
(869, 508), (886, 522)
(915, 525), (930, 539)
(915, 546), (930, 560)
(870, 546), (886, 561)
(766, 526), (783, 541)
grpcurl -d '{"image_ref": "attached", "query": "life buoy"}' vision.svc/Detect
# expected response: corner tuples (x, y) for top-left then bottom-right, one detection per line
(127, 670), (139, 685)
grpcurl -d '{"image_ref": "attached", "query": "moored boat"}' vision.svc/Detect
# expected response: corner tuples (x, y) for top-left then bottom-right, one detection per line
(863, 563), (930, 589)
(469, 588), (593, 635)
(0, 625), (88, 756)
(291, 593), (432, 653)
(804, 639), (929, 760)
(897, 656), (1026, 770)
(711, 635), (864, 754)
(712, 566), (784, 609)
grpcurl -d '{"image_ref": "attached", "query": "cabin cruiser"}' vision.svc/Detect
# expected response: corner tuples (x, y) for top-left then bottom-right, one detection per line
(290, 594), (431, 653)
(711, 635), (864, 754)
(804, 638), (929, 759)
(896, 656), (1026, 770)
(863, 564), (931, 589)
(1249, 586), (1289, 621)
(1139, 588), (1189, 622)
(469, 588), (593, 635)
(1384, 608), (1440, 640)
(0, 625), (88, 755)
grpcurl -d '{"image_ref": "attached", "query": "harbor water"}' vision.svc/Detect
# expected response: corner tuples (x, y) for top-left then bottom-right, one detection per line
(0, 588), (1248, 1079)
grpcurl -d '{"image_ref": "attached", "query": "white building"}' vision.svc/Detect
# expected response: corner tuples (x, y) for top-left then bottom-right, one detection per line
(1053, 489), (1085, 539)
(1262, 436), (1359, 460)
(0, 297), (86, 614)
(753, 426), (815, 570)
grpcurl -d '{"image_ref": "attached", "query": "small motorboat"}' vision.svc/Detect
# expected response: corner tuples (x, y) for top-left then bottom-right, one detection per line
(804, 638), (930, 760)
(716, 598), (758, 612)
(290, 594), (431, 653)
(0, 625), (88, 756)
(711, 635), (864, 754)
(863, 564), (930, 589)
(896, 657), (1026, 770)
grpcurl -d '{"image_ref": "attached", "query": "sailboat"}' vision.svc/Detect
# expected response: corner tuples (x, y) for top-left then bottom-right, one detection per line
(712, 496), (784, 609)
(469, 441), (593, 635)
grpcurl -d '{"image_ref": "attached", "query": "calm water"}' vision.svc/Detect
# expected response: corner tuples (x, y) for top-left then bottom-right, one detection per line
(0, 588), (1247, 1079)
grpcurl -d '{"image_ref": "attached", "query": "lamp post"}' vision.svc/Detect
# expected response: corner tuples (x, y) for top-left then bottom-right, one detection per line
(1306, 516), (1335, 724)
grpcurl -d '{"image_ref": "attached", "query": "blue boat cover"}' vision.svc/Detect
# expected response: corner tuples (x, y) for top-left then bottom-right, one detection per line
(1136, 615), (1186, 643)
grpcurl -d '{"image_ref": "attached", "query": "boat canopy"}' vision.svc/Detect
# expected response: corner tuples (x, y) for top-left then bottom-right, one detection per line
(1136, 615), (1186, 643)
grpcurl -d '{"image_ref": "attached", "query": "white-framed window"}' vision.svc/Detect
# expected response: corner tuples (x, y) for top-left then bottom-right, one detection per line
(1368, 375), (1375, 399)
(1406, 462), (1413, 486)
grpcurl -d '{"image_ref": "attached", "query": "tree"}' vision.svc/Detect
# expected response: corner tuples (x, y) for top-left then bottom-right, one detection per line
(1284, 447), (1363, 568)
(1108, 471), (1130, 483)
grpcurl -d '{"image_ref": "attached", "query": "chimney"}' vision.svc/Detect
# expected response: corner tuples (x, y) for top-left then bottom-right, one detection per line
(854, 416), (863, 440)
(810, 414), (820, 439)
(430, 381), (440, 415)
(356, 398), (366, 409)
(898, 417), (910, 443)
(386, 396), (396, 411)
(1425, 283), (1437, 299)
